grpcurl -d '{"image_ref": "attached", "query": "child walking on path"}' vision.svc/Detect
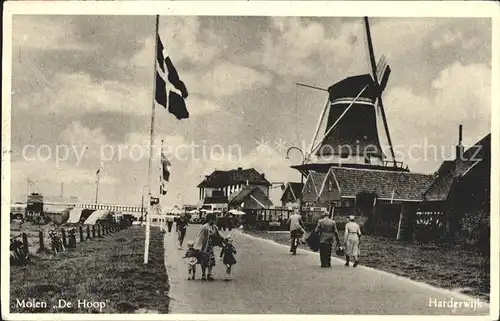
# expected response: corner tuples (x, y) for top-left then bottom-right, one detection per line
(183, 240), (198, 280)
(220, 236), (237, 281)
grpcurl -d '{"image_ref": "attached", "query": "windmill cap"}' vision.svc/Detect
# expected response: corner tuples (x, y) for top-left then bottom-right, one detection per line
(328, 74), (378, 101)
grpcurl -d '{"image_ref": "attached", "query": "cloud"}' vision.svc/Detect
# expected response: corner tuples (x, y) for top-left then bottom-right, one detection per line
(11, 159), (119, 185)
(383, 61), (490, 172)
(12, 16), (94, 51)
(431, 30), (481, 50)
(182, 62), (273, 97)
(160, 17), (220, 66)
(15, 72), (151, 116)
(60, 121), (107, 147)
(369, 18), (448, 59)
(246, 17), (450, 81)
(186, 96), (223, 115)
(131, 16), (220, 68)
(124, 132), (190, 162)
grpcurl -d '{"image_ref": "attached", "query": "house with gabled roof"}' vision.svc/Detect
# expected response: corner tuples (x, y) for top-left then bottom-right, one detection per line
(301, 166), (435, 216)
(422, 133), (491, 234)
(228, 185), (273, 210)
(197, 167), (271, 210)
(301, 172), (327, 204)
(423, 133), (490, 205)
(280, 182), (304, 208)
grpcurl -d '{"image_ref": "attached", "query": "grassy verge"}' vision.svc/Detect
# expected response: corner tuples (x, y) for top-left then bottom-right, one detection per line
(10, 226), (169, 313)
(244, 229), (490, 302)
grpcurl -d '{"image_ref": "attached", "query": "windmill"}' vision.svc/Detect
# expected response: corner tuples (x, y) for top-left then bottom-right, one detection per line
(293, 16), (406, 176)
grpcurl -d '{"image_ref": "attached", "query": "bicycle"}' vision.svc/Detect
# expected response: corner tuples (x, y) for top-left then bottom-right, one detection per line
(290, 229), (304, 255)
(49, 230), (65, 254)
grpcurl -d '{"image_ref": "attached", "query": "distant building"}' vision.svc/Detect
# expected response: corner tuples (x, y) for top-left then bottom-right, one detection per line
(229, 186), (273, 210)
(197, 167), (271, 211)
(280, 182), (304, 208)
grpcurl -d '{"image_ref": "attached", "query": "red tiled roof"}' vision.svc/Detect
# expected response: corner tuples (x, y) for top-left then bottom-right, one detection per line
(329, 167), (434, 201)
(198, 168), (271, 188)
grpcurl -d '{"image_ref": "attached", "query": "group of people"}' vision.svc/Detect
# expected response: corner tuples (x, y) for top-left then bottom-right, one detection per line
(168, 213), (238, 281)
(170, 209), (360, 281)
(287, 210), (361, 267)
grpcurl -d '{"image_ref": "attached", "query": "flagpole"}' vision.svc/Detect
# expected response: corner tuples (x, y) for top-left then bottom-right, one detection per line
(160, 139), (165, 232)
(144, 14), (160, 265)
(160, 139), (164, 196)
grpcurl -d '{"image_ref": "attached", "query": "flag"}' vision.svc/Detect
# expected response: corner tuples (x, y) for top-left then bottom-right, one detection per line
(154, 36), (189, 120)
(165, 57), (188, 98)
(96, 168), (100, 175)
(156, 35), (165, 73)
(161, 152), (171, 182)
(155, 71), (168, 107)
(160, 152), (170, 195)
(168, 91), (189, 120)
(160, 181), (167, 195)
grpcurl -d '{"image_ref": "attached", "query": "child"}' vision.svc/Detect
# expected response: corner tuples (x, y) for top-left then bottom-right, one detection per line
(220, 236), (237, 281)
(183, 240), (198, 280)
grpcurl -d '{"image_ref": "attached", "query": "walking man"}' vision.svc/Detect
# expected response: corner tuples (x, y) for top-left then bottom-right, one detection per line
(314, 211), (340, 267)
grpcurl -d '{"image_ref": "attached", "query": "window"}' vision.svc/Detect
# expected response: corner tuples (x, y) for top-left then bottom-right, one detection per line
(341, 199), (353, 208)
(328, 180), (333, 191)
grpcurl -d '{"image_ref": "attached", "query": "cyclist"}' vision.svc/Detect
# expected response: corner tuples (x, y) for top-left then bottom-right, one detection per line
(287, 209), (306, 255)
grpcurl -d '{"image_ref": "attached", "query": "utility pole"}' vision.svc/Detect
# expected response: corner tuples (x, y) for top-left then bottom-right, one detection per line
(95, 169), (100, 204)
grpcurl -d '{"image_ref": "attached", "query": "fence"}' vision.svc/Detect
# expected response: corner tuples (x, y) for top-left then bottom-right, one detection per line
(243, 208), (328, 231)
(10, 219), (132, 266)
(246, 202), (445, 242)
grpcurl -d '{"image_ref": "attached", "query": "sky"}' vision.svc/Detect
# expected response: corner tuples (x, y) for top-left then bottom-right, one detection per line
(9, 15), (492, 206)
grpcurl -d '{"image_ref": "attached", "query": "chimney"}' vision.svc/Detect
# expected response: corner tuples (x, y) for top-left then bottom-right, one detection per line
(455, 124), (464, 161)
(237, 167), (242, 171)
(261, 173), (265, 179)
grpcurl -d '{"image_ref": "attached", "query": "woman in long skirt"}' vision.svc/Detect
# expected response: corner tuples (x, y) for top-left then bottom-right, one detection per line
(194, 213), (223, 280)
(344, 215), (361, 267)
